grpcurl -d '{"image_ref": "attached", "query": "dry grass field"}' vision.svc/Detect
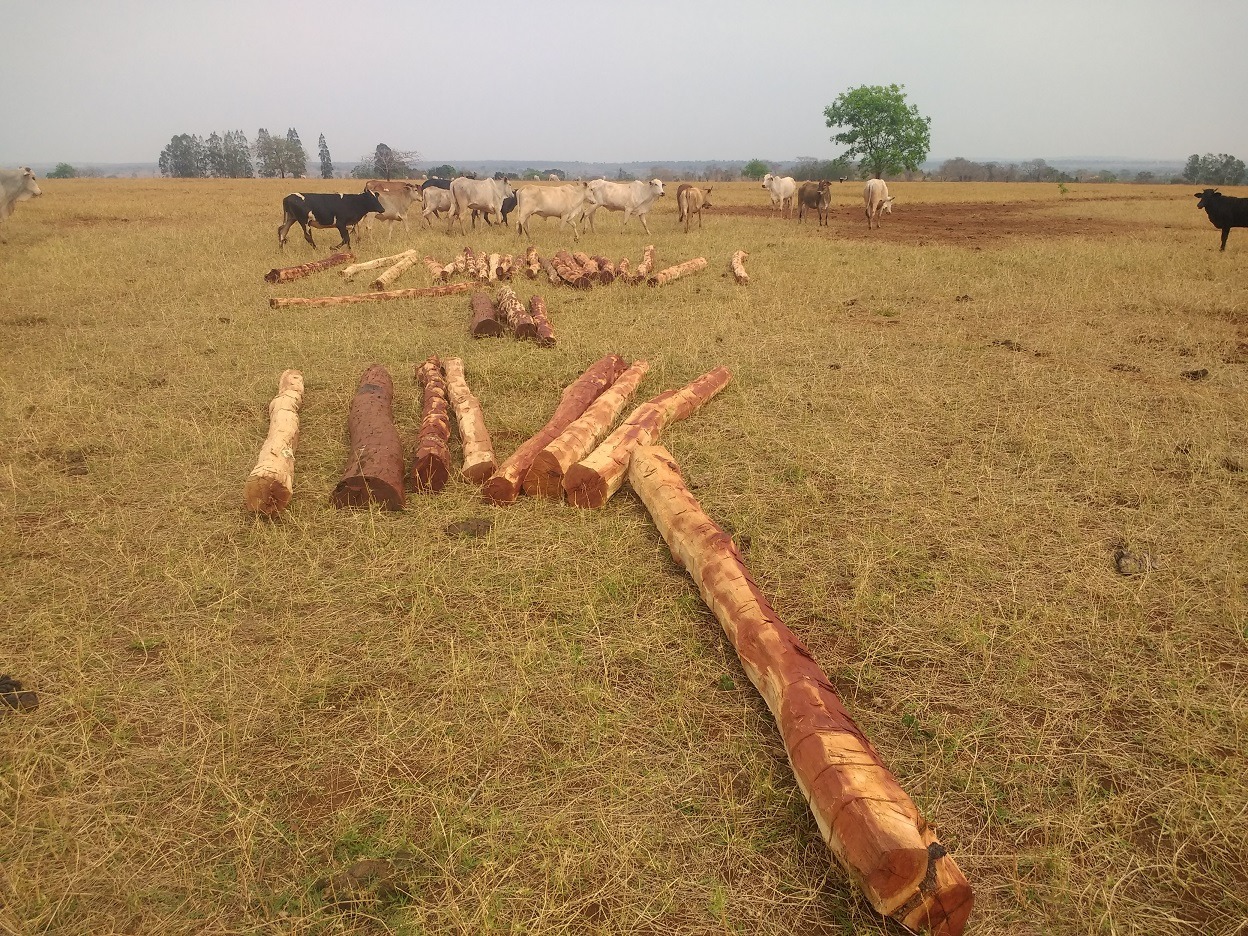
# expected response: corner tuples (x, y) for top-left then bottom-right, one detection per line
(1, 177), (1246, 936)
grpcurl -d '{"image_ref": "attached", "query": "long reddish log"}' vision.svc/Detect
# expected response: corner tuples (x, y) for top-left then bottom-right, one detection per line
(539, 255), (561, 286)
(522, 360), (649, 499)
(564, 366), (732, 508)
(524, 246), (541, 279)
(731, 250), (750, 285)
(470, 290), (504, 338)
(481, 354), (627, 505)
(633, 244), (656, 282)
(628, 445), (973, 936)
(340, 250), (417, 279)
(488, 253), (502, 282)
(573, 252), (599, 282)
(269, 282), (471, 309)
(593, 256), (616, 284)
(331, 365), (405, 510)
(494, 287), (537, 339)
(648, 257), (708, 287)
(552, 250), (590, 288)
(443, 357), (497, 483)
(243, 369), (304, 515)
(423, 256), (449, 282)
(529, 296), (556, 348)
(265, 252), (354, 284)
(411, 357), (451, 492)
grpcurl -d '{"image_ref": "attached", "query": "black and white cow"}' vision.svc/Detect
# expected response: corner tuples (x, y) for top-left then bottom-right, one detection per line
(277, 187), (385, 249)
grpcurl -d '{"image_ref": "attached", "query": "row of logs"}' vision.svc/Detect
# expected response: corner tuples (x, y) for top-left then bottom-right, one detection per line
(469, 289), (556, 346)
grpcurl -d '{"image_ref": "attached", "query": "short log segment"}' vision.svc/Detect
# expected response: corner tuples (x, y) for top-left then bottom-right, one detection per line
(648, 257), (708, 287)
(499, 254), (514, 280)
(423, 256), (449, 282)
(617, 257), (631, 280)
(731, 250), (750, 285)
(331, 365), (406, 510)
(443, 357), (496, 483)
(529, 296), (556, 348)
(563, 366), (732, 508)
(470, 290), (504, 338)
(243, 369), (304, 515)
(633, 245), (656, 282)
(341, 250), (417, 279)
(573, 252), (599, 282)
(270, 282), (471, 309)
(593, 256), (616, 284)
(522, 360), (650, 499)
(475, 252), (490, 283)
(524, 246), (541, 279)
(265, 252), (354, 284)
(411, 357), (451, 492)
(488, 253), (502, 282)
(627, 445), (974, 936)
(553, 250), (590, 288)
(454, 247), (473, 275)
(495, 287), (536, 339)
(539, 255), (561, 286)
(371, 252), (421, 290)
(481, 354), (627, 505)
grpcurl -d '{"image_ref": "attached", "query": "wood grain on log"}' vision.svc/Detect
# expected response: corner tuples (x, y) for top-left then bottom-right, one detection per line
(495, 287), (537, 339)
(647, 257), (708, 287)
(628, 445), (973, 936)
(731, 250), (750, 285)
(331, 365), (406, 510)
(470, 290), (504, 338)
(529, 296), (556, 348)
(593, 256), (615, 284)
(443, 357), (496, 483)
(524, 246), (541, 279)
(341, 250), (417, 279)
(270, 282), (471, 309)
(423, 256), (449, 282)
(411, 357), (451, 492)
(243, 369), (304, 515)
(265, 252), (354, 284)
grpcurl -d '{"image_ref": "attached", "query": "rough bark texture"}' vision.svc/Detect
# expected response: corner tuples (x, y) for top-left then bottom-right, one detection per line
(499, 254), (514, 280)
(573, 252), (599, 282)
(539, 255), (560, 286)
(648, 257), (708, 287)
(341, 250), (416, 279)
(265, 252), (354, 284)
(331, 365), (406, 510)
(270, 282), (471, 309)
(633, 245), (657, 282)
(411, 357), (451, 492)
(529, 296), (556, 348)
(495, 287), (537, 339)
(488, 253), (502, 282)
(443, 357), (496, 484)
(593, 256), (616, 284)
(371, 252), (420, 290)
(481, 354), (627, 505)
(564, 366), (732, 508)
(470, 290), (504, 338)
(423, 256), (449, 282)
(524, 246), (541, 279)
(552, 250), (590, 288)
(628, 444), (974, 936)
(522, 360), (650, 499)
(243, 369), (304, 515)
(475, 252), (490, 283)
(731, 250), (750, 285)
(617, 257), (631, 280)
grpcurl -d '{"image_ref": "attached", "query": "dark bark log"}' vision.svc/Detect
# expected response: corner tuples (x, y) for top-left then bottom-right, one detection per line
(269, 282), (471, 309)
(593, 256), (615, 284)
(411, 357), (451, 492)
(265, 251), (354, 283)
(331, 365), (405, 510)
(470, 290), (504, 338)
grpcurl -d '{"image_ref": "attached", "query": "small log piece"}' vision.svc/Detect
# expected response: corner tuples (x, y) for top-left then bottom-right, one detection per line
(731, 250), (750, 285)
(488, 253), (502, 282)
(411, 357), (451, 492)
(593, 256), (616, 284)
(481, 354), (628, 505)
(529, 296), (556, 348)
(341, 250), (417, 280)
(454, 247), (473, 275)
(475, 252), (490, 283)
(423, 256), (450, 283)
(269, 282), (471, 309)
(539, 255), (561, 286)
(573, 252), (599, 282)
(499, 254), (514, 280)
(470, 289), (504, 338)
(553, 250), (590, 288)
(564, 366), (732, 508)
(524, 246), (541, 279)
(617, 257), (631, 280)
(265, 251), (354, 284)
(243, 369), (304, 515)
(648, 257), (708, 287)
(523, 360), (650, 499)
(628, 444), (974, 936)
(633, 245), (657, 282)
(331, 365), (406, 510)
(495, 287), (537, 340)
(371, 251), (421, 290)
(440, 259), (457, 281)
(443, 357), (496, 483)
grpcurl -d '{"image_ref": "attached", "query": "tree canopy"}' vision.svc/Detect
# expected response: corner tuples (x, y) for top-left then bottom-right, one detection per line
(1183, 153), (1247, 186)
(47, 163), (78, 179)
(741, 159), (770, 180)
(823, 84), (930, 179)
(318, 134), (333, 179)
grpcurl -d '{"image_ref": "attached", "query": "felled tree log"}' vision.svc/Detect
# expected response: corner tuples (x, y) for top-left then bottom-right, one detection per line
(423, 256), (449, 282)
(628, 445), (974, 936)
(499, 254), (514, 280)
(731, 250), (750, 285)
(331, 365), (405, 510)
(522, 360), (649, 499)
(443, 357), (496, 483)
(340, 250), (417, 279)
(633, 245), (657, 282)
(529, 296), (556, 348)
(440, 259), (456, 280)
(270, 282), (471, 309)
(481, 354), (627, 505)
(454, 247), (473, 275)
(411, 357), (451, 492)
(265, 251), (354, 284)
(564, 366), (732, 508)
(539, 255), (561, 286)
(371, 252), (421, 290)
(648, 257), (708, 287)
(553, 250), (590, 288)
(488, 253), (502, 282)
(243, 369), (304, 515)
(494, 287), (537, 339)
(617, 257), (631, 280)
(470, 290), (504, 338)
(524, 246), (541, 279)
(475, 252), (491, 283)
(593, 256), (616, 284)
(573, 252), (599, 282)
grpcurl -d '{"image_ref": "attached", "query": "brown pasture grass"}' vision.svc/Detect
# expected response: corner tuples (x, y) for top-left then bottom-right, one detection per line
(1, 178), (1246, 935)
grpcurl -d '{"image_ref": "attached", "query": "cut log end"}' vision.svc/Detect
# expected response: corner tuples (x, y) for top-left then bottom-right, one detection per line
(480, 475), (519, 506)
(330, 476), (404, 511)
(563, 463), (608, 508)
(521, 450), (565, 500)
(412, 458), (450, 493)
(243, 475), (292, 516)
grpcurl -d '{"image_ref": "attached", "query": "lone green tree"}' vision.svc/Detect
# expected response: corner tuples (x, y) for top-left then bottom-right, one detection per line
(47, 163), (78, 179)
(318, 133), (333, 179)
(742, 159), (770, 180)
(823, 84), (931, 179)
(158, 134), (209, 178)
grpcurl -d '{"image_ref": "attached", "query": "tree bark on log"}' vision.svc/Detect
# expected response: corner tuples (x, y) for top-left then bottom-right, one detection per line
(648, 257), (708, 287)
(524, 246), (541, 279)
(731, 250), (750, 285)
(632, 245), (656, 282)
(540, 255), (561, 286)
(470, 289), (504, 338)
(499, 253), (514, 280)
(573, 252), (599, 282)
(627, 444), (974, 936)
(475, 252), (491, 283)
(411, 357), (451, 492)
(529, 296), (556, 348)
(494, 287), (537, 339)
(371, 251), (421, 290)
(553, 250), (590, 288)
(617, 257), (631, 281)
(443, 357), (496, 483)
(266, 252), (354, 284)
(243, 369), (304, 515)
(270, 282), (471, 309)
(481, 354), (627, 505)
(488, 253), (502, 282)
(454, 247), (473, 275)
(563, 366), (732, 508)
(441, 259), (457, 281)
(340, 250), (417, 279)
(423, 256), (449, 282)
(593, 256), (616, 284)
(331, 365), (406, 510)
(522, 360), (649, 499)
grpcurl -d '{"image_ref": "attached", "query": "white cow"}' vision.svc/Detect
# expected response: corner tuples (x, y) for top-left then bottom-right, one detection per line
(360, 180), (422, 238)
(761, 173), (797, 219)
(447, 176), (514, 235)
(514, 182), (589, 241)
(420, 187), (454, 226)
(583, 178), (666, 234)
(863, 178), (895, 228)
(1, 167), (43, 243)
(547, 173), (560, 182)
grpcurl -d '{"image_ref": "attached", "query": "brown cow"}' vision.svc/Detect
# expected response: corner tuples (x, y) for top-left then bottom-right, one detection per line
(677, 184), (712, 232)
(796, 180), (831, 225)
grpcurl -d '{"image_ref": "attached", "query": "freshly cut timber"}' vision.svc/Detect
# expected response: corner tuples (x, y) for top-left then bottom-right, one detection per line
(628, 444), (973, 936)
(522, 360), (649, 499)
(494, 287), (537, 339)
(564, 366), (732, 508)
(331, 365), (405, 510)
(340, 250), (417, 279)
(371, 251), (420, 290)
(593, 256), (616, 284)
(265, 251), (354, 284)
(488, 253), (502, 282)
(423, 256), (449, 282)
(475, 252), (490, 283)
(529, 296), (556, 348)
(470, 290), (504, 338)
(243, 369), (304, 515)
(648, 257), (708, 287)
(443, 357), (496, 483)
(552, 250), (590, 288)
(454, 247), (474, 275)
(524, 246), (541, 279)
(633, 244), (656, 282)
(270, 282), (471, 309)
(573, 252), (599, 281)
(411, 357), (451, 492)
(617, 257), (631, 280)
(731, 250), (750, 285)
(498, 254), (514, 280)
(440, 259), (456, 280)
(539, 255), (560, 286)
(481, 354), (627, 505)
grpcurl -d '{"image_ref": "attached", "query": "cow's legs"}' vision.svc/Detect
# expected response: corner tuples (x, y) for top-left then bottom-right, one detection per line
(638, 212), (652, 236)
(1222, 228), (1230, 251)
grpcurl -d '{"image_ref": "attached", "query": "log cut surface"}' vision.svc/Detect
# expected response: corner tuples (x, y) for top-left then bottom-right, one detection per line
(243, 369), (304, 515)
(443, 357), (496, 484)
(411, 357), (451, 492)
(331, 365), (406, 510)
(529, 296), (556, 347)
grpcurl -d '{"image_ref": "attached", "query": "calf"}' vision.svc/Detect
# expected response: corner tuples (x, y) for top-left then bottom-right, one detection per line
(796, 180), (831, 225)
(863, 178), (894, 229)
(515, 183), (589, 241)
(1194, 188), (1248, 251)
(420, 186), (454, 226)
(0, 167), (43, 243)
(278, 187), (385, 249)
(677, 185), (712, 232)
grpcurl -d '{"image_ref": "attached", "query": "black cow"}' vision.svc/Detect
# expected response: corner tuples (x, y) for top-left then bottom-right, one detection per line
(421, 177), (451, 192)
(1195, 189), (1248, 251)
(278, 188), (385, 249)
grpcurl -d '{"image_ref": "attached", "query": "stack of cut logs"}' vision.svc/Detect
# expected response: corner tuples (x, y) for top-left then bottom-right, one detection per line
(470, 288), (555, 346)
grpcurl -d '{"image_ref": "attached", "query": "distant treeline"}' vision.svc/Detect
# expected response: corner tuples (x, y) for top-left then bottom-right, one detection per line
(933, 153), (1246, 185)
(156, 129), (334, 179)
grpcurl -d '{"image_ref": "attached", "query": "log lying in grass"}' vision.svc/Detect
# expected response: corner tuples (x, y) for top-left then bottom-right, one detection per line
(593, 256), (616, 284)
(529, 296), (556, 348)
(341, 250), (417, 279)
(481, 354), (627, 505)
(270, 282), (471, 309)
(371, 251), (421, 290)
(475, 252), (490, 283)
(573, 252), (599, 282)
(633, 244), (656, 282)
(488, 253), (502, 282)
(454, 247), (473, 275)
(617, 257), (631, 280)
(411, 357), (451, 492)
(539, 255), (560, 286)
(443, 357), (496, 483)
(243, 369), (304, 515)
(648, 257), (708, 287)
(564, 366), (731, 508)
(522, 360), (649, 498)
(553, 250), (590, 288)
(731, 250), (750, 285)
(499, 254), (514, 280)
(331, 365), (405, 510)
(470, 290), (504, 338)
(524, 246), (541, 279)
(495, 287), (537, 339)
(265, 251), (354, 284)
(423, 256), (449, 282)
(628, 444), (974, 936)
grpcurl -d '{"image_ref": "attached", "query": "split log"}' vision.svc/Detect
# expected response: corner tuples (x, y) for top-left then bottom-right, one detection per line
(553, 250), (590, 288)
(443, 357), (496, 483)
(628, 444), (973, 936)
(522, 360), (649, 499)
(539, 255), (561, 286)
(563, 366), (732, 508)
(269, 282), (471, 309)
(243, 369), (304, 515)
(265, 251), (354, 284)
(371, 251), (421, 290)
(481, 354), (627, 505)
(731, 250), (750, 285)
(617, 257), (631, 280)
(423, 256), (449, 282)
(488, 253), (502, 282)
(411, 357), (451, 492)
(494, 287), (537, 339)
(470, 290), (504, 338)
(529, 296), (556, 348)
(573, 252), (599, 282)
(331, 365), (405, 510)
(593, 256), (615, 284)
(524, 246), (541, 279)
(648, 257), (708, 287)
(499, 253), (514, 280)
(340, 250), (417, 279)
(633, 244), (657, 282)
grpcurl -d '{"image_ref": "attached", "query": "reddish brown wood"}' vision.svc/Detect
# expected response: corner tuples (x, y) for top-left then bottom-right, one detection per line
(331, 365), (406, 510)
(529, 296), (556, 347)
(423, 256), (449, 282)
(499, 253), (514, 280)
(411, 357), (451, 492)
(539, 255), (560, 285)
(617, 257), (631, 280)
(647, 257), (708, 287)
(470, 290), (504, 338)
(593, 256), (616, 284)
(573, 252), (599, 282)
(269, 282), (471, 309)
(475, 252), (490, 283)
(633, 244), (657, 282)
(524, 246), (541, 279)
(265, 251), (354, 284)
(552, 250), (590, 288)
(454, 247), (473, 275)
(495, 287), (537, 339)
(731, 250), (750, 285)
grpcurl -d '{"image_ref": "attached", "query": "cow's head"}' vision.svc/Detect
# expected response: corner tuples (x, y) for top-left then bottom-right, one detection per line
(703, 186), (713, 208)
(500, 176), (515, 198)
(651, 179), (665, 197)
(882, 196), (895, 214)
(761, 173), (773, 189)
(21, 167), (42, 198)
(1195, 188), (1220, 209)
(362, 187), (386, 212)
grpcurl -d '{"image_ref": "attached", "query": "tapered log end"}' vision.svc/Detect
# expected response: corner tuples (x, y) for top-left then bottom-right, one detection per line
(243, 477), (291, 516)
(264, 269), (280, 284)
(563, 465), (607, 508)
(330, 477), (405, 510)
(481, 475), (519, 506)
(521, 453), (565, 500)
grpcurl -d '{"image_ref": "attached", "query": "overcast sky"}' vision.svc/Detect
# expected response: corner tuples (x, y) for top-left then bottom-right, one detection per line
(3, 0), (1246, 167)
